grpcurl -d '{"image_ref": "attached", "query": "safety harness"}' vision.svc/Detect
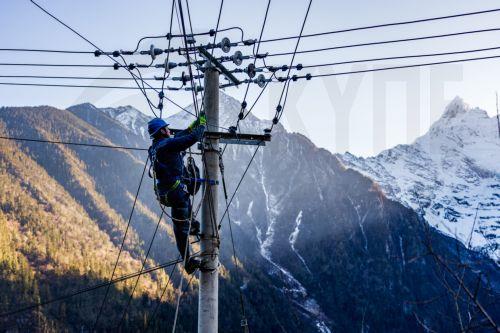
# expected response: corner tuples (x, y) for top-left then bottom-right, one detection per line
(148, 146), (201, 204)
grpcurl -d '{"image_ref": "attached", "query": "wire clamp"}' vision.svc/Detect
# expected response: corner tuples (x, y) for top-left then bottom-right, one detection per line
(242, 39), (257, 46)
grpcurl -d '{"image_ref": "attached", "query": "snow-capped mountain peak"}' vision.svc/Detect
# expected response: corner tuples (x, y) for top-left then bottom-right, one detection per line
(440, 96), (469, 120)
(87, 91), (273, 139)
(68, 103), (152, 140)
(341, 98), (500, 263)
(99, 105), (151, 140)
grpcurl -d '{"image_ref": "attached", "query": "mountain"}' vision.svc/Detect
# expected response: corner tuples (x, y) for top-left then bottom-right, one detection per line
(0, 94), (498, 331)
(0, 106), (178, 331)
(340, 97), (500, 263)
(98, 92), (500, 332)
(0, 104), (312, 332)
(70, 103), (152, 140)
(67, 103), (149, 154)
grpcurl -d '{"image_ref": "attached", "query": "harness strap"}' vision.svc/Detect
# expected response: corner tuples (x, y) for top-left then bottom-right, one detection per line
(169, 179), (181, 191)
(149, 145), (181, 195)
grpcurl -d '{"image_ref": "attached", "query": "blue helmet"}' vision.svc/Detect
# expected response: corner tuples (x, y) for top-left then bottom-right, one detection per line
(148, 118), (169, 138)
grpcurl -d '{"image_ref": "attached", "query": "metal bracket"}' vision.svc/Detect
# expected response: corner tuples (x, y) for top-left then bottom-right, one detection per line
(204, 131), (270, 146)
(171, 128), (271, 146)
(198, 46), (241, 86)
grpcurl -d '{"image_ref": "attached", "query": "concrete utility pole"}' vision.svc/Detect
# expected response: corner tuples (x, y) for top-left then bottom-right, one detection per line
(199, 65), (220, 333)
(195, 44), (270, 333)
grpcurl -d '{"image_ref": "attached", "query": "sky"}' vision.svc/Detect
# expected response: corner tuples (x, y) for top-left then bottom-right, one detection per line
(1, 0), (500, 156)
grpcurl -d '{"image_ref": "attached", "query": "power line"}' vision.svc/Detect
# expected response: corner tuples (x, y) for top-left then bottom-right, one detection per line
(6, 8), (499, 58)
(218, 144), (261, 226)
(290, 45), (500, 69)
(116, 211), (165, 330)
(0, 63), (111, 67)
(0, 28), (244, 55)
(242, 76), (272, 118)
(0, 135), (148, 151)
(0, 82), (160, 90)
(210, 0), (225, 57)
(258, 7), (500, 43)
(93, 157), (149, 329)
(185, 0), (207, 112)
(272, 0), (313, 128)
(130, 28), (225, 53)
(220, 2), (315, 230)
(19, 1), (266, 331)
(171, 269), (198, 333)
(0, 48), (93, 54)
(277, 78), (292, 123)
(144, 256), (180, 331)
(283, 53), (500, 80)
(28, 0), (163, 118)
(218, 155), (248, 330)
(7, 40), (496, 75)
(266, 27), (500, 58)
(177, 0), (200, 116)
(183, 1), (225, 263)
(158, 0), (177, 118)
(6, 8), (500, 55)
(236, 0), (272, 125)
(176, 0), (223, 256)
(0, 75), (162, 80)
(0, 258), (182, 319)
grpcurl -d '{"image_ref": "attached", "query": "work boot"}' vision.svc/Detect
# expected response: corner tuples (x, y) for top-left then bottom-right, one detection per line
(189, 219), (200, 236)
(184, 256), (201, 275)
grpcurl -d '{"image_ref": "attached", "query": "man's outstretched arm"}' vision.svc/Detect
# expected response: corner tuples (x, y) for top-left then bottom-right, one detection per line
(157, 113), (206, 152)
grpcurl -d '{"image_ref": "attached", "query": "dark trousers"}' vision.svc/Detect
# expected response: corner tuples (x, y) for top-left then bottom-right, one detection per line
(159, 185), (192, 259)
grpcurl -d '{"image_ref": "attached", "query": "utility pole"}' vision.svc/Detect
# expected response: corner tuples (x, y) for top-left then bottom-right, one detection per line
(194, 43), (270, 333)
(199, 65), (220, 333)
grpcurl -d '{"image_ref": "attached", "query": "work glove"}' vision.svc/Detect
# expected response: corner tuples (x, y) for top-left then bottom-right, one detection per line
(188, 112), (207, 130)
(198, 112), (207, 126)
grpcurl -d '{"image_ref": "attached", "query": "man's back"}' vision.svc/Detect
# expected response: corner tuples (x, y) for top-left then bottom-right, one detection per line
(149, 126), (205, 193)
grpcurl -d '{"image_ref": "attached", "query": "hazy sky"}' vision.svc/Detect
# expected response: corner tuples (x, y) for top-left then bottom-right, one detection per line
(1, 0), (500, 156)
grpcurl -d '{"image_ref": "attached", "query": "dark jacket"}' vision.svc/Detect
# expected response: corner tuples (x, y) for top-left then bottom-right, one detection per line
(149, 125), (205, 194)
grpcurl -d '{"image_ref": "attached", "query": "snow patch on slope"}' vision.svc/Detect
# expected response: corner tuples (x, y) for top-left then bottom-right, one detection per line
(289, 211), (313, 275)
(256, 155), (330, 332)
